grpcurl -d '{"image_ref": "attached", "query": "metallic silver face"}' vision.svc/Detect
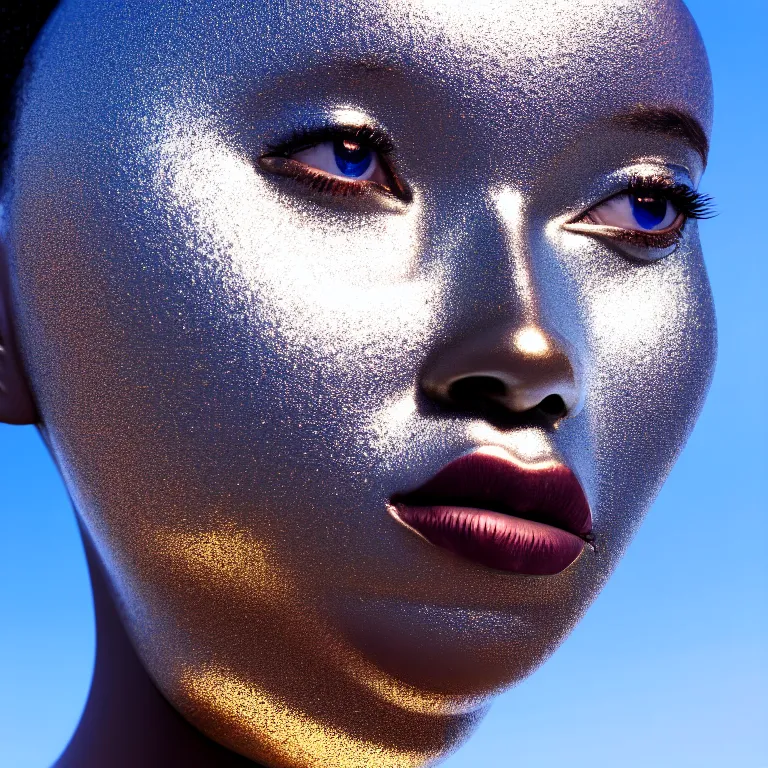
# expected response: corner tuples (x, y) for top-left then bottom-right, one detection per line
(5, 0), (714, 765)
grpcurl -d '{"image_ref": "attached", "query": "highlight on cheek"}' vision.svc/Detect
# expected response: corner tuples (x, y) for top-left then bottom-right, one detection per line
(149, 110), (429, 359)
(154, 521), (486, 718)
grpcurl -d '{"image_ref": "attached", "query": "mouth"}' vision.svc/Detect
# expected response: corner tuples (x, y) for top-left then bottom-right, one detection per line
(388, 449), (593, 576)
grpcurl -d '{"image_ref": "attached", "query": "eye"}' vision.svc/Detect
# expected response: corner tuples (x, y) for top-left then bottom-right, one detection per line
(259, 127), (410, 203)
(564, 176), (714, 258)
(584, 192), (681, 232)
(291, 139), (386, 182)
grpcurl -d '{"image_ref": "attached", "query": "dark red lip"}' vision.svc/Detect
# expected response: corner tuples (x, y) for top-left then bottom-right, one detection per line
(389, 450), (592, 575)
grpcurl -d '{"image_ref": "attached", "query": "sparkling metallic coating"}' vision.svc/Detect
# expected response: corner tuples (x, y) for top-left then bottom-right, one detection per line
(4, 0), (714, 765)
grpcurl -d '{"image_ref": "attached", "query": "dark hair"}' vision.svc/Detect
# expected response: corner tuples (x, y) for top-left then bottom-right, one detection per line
(0, 3), (59, 168)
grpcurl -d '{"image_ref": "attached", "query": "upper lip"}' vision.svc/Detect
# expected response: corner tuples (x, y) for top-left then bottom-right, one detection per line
(391, 449), (592, 538)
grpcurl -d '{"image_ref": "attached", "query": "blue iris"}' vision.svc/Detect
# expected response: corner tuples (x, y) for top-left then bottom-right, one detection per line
(630, 195), (668, 230)
(333, 139), (373, 177)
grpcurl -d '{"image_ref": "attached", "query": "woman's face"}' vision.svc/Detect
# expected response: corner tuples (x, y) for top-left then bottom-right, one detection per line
(6, 0), (714, 765)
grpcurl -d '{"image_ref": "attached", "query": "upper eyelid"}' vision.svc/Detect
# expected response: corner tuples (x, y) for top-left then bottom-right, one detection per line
(573, 163), (694, 204)
(591, 176), (677, 206)
(264, 124), (395, 157)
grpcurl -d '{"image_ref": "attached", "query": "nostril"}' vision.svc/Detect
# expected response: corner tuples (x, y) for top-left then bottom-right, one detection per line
(537, 394), (567, 419)
(447, 375), (507, 404)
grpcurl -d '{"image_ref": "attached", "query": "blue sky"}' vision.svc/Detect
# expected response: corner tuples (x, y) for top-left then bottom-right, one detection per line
(1, 1), (766, 766)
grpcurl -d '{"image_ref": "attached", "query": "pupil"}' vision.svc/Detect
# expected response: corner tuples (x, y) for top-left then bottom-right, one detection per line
(333, 139), (373, 177)
(630, 195), (668, 230)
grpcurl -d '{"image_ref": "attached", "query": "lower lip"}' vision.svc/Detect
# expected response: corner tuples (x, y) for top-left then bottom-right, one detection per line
(391, 504), (586, 576)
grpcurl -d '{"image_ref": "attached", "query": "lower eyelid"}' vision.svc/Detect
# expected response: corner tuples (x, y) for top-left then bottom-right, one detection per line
(604, 225), (682, 249)
(563, 214), (685, 253)
(260, 156), (371, 190)
(257, 155), (410, 207)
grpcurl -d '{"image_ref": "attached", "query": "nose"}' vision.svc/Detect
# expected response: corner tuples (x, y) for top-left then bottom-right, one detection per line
(420, 320), (583, 421)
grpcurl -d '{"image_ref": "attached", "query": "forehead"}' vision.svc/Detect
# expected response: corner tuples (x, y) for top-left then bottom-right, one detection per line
(13, 0), (712, 202)
(48, 0), (711, 125)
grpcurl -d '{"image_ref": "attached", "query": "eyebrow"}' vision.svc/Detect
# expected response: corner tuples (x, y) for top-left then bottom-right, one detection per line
(612, 106), (709, 164)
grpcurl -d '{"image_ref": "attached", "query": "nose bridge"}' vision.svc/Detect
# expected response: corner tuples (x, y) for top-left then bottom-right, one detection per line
(494, 190), (584, 376)
(492, 187), (540, 323)
(425, 186), (536, 323)
(421, 185), (584, 420)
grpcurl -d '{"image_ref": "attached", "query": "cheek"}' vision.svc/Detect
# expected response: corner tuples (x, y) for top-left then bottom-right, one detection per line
(580, 249), (716, 553)
(152, 117), (435, 370)
(135, 120), (451, 495)
(12, 119), (450, 628)
(19, 115), (445, 519)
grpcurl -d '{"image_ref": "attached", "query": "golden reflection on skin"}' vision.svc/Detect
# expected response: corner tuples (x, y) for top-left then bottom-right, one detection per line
(182, 667), (434, 768)
(155, 521), (485, 719)
(4, 0), (715, 764)
(152, 524), (284, 603)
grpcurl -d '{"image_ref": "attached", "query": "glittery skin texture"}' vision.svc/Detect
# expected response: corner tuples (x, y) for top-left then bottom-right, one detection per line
(5, 1), (714, 766)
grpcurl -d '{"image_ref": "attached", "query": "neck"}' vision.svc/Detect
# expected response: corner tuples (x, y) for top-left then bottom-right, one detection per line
(54, 533), (259, 768)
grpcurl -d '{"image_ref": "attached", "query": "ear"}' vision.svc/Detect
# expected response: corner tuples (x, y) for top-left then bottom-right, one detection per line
(0, 239), (36, 424)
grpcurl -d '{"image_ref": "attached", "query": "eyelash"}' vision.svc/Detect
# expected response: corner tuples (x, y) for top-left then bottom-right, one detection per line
(590, 174), (715, 249)
(261, 125), (409, 200)
(627, 174), (715, 221)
